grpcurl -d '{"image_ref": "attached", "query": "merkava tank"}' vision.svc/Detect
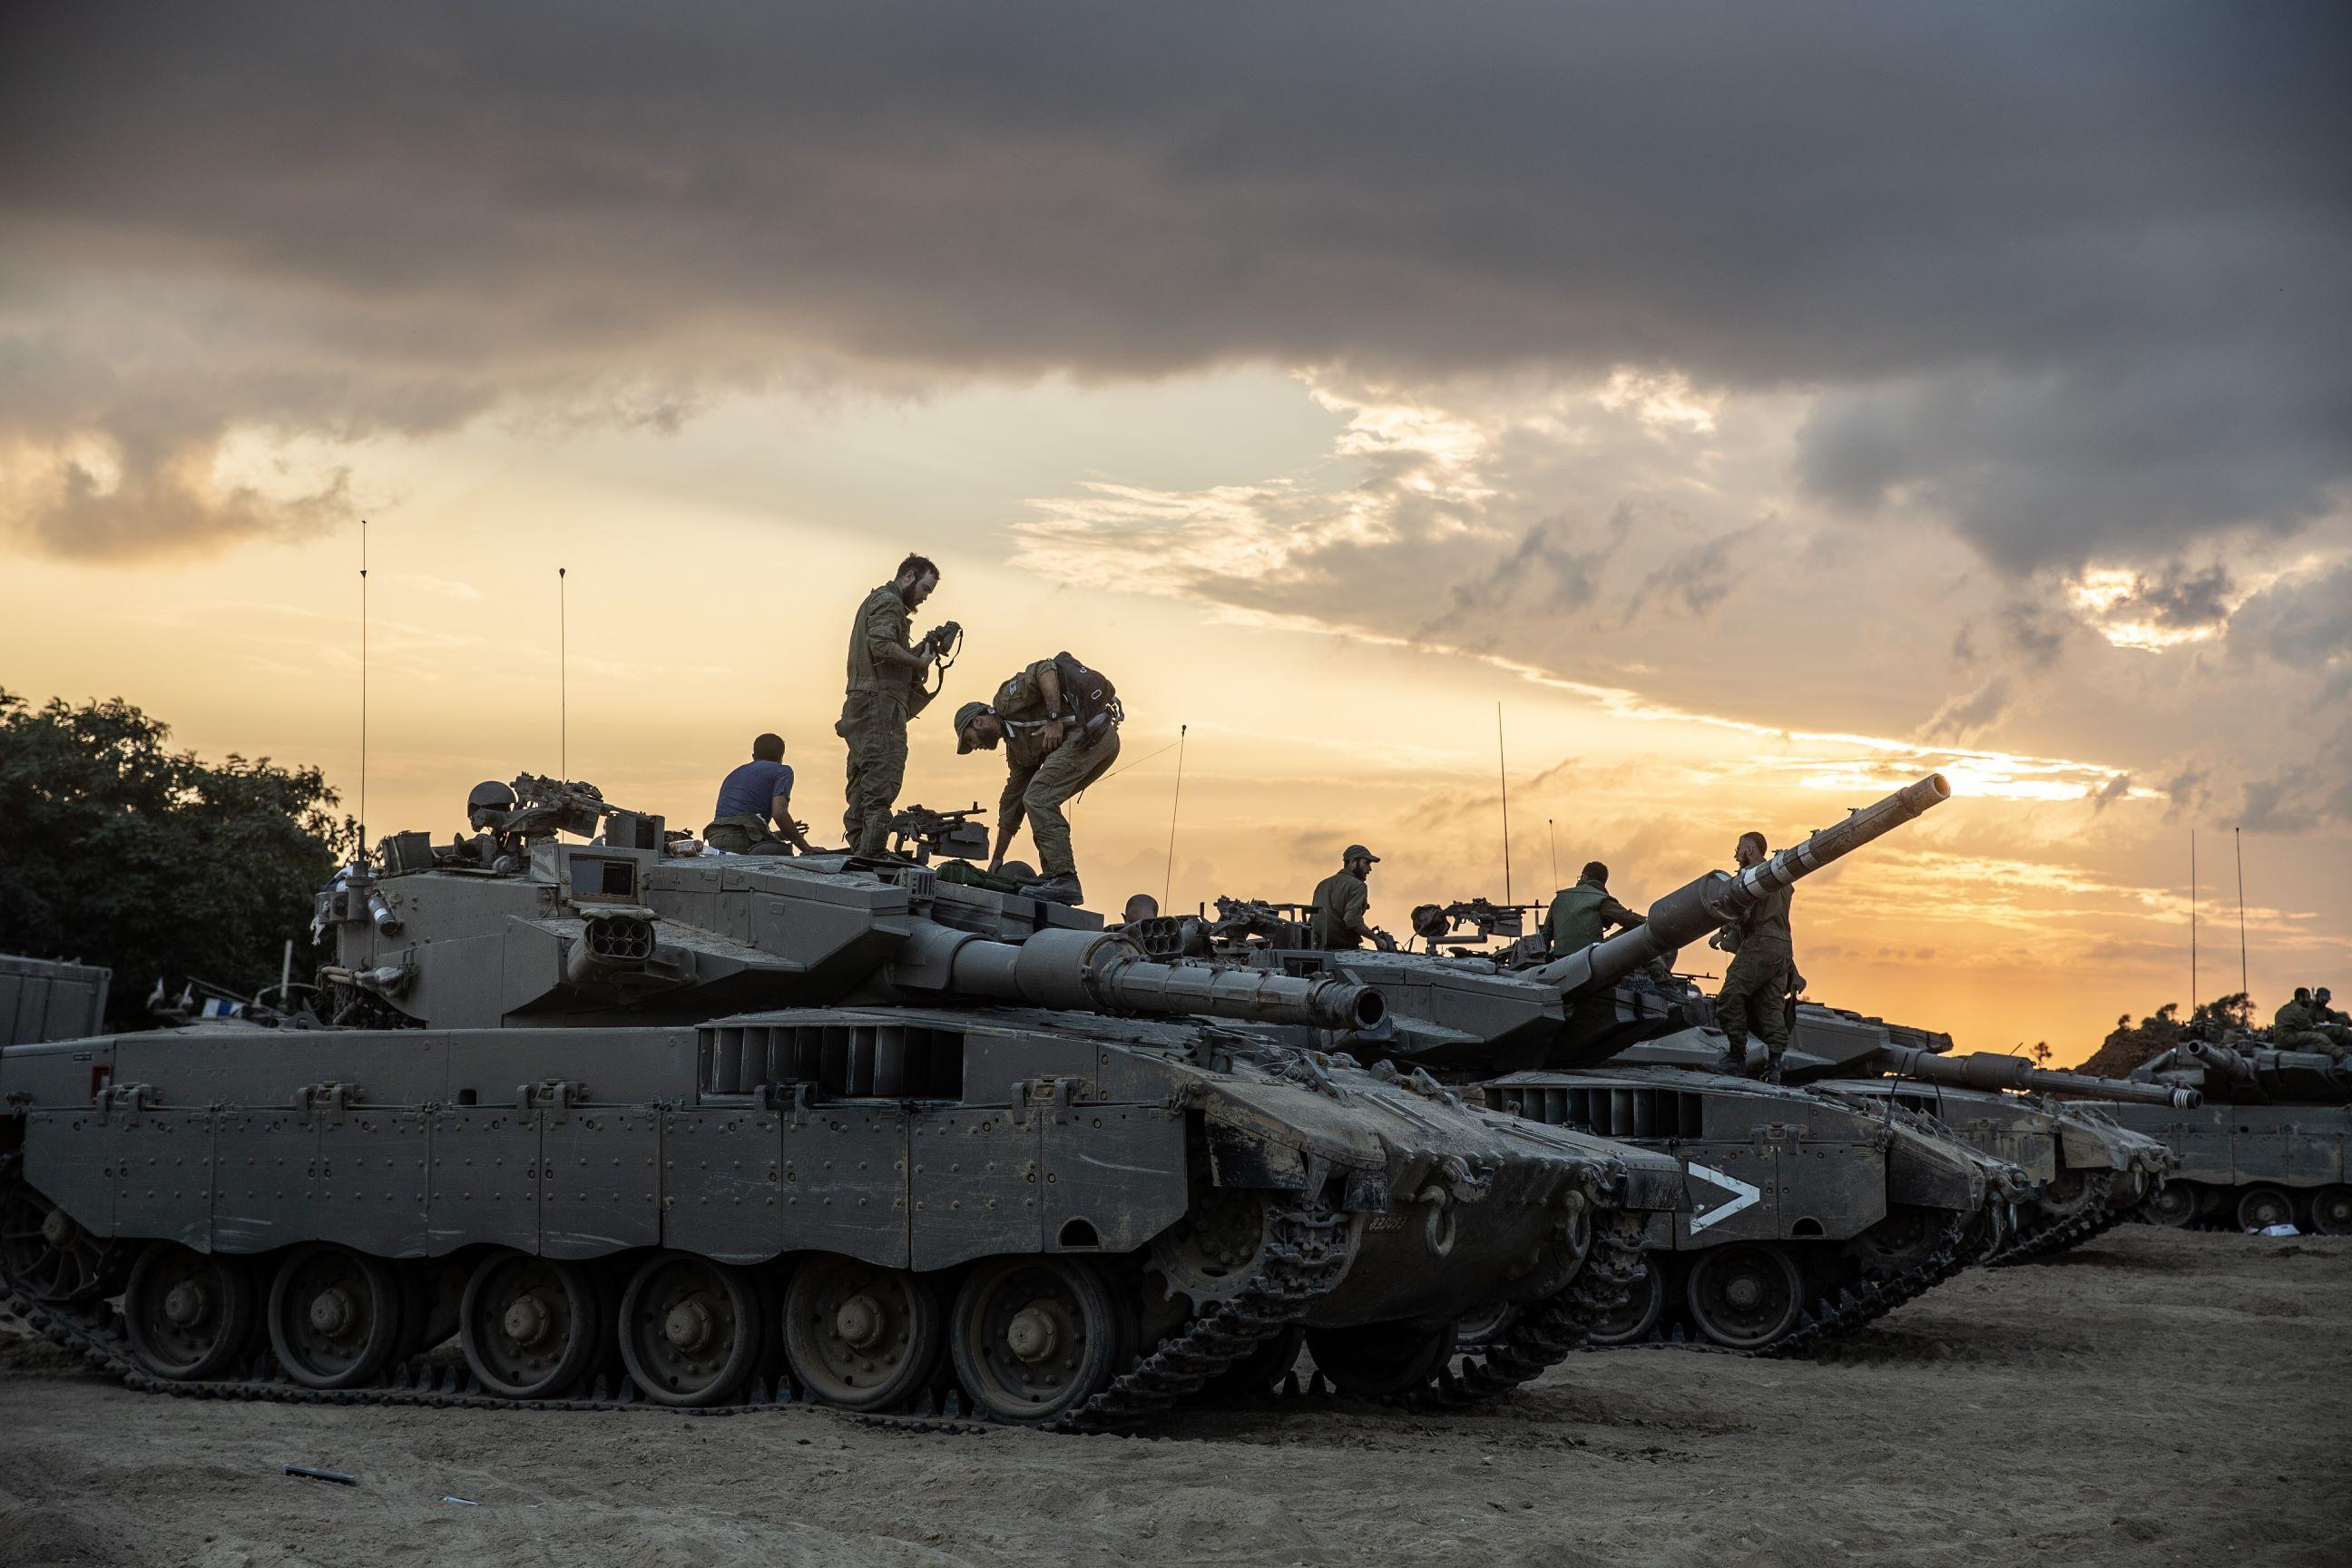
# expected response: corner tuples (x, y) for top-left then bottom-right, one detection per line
(1772, 1002), (2189, 1262)
(1146, 775), (2037, 1353)
(2105, 1039), (2352, 1233)
(0, 774), (1687, 1428)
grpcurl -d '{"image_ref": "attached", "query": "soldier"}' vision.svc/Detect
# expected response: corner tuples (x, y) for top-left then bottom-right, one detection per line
(1710, 829), (1796, 1079)
(1309, 846), (1391, 950)
(953, 654), (1122, 906)
(838, 554), (944, 858)
(2277, 985), (2348, 1057)
(703, 732), (815, 855)
(1122, 894), (1161, 925)
(1542, 860), (1645, 956)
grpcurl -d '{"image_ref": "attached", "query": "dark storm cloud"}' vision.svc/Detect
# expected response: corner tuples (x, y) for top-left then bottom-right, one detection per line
(2, 1), (2347, 560)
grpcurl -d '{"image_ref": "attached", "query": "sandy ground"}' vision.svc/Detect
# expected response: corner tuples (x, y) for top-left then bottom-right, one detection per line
(0, 1226), (2344, 1568)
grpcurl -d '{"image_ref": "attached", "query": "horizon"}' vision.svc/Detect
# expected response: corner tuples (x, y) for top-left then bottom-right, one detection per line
(2, 5), (2346, 1065)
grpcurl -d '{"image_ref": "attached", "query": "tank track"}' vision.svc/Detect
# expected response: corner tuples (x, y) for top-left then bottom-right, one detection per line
(1202, 1204), (1650, 1413)
(1989, 1197), (2132, 1265)
(1591, 1212), (1975, 1359)
(0, 1200), (1355, 1438)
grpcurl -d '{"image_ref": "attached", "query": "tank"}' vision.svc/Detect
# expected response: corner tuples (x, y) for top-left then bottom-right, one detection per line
(0, 773), (1686, 1428)
(1771, 1002), (2188, 1262)
(1159, 776), (2037, 1354)
(2105, 1039), (2352, 1234)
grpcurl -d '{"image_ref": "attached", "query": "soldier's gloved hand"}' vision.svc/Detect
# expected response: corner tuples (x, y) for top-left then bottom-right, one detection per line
(1707, 929), (1733, 953)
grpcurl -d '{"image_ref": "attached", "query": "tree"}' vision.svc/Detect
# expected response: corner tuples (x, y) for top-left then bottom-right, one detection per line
(0, 690), (351, 1027)
(2029, 1041), (2052, 1066)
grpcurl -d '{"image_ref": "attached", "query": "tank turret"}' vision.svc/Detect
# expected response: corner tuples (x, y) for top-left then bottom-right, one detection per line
(2132, 1040), (2352, 1106)
(315, 776), (1378, 1037)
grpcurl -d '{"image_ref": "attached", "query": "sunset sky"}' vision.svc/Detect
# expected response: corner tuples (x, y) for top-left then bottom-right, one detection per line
(3, 4), (2346, 1064)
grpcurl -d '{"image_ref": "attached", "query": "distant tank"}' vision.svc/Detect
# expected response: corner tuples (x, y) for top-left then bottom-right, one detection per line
(1767, 1002), (2189, 1262)
(1161, 775), (2040, 1353)
(2106, 1040), (2352, 1233)
(0, 775), (1684, 1427)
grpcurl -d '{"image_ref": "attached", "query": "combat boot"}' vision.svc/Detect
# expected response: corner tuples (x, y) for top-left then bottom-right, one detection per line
(1021, 872), (1083, 907)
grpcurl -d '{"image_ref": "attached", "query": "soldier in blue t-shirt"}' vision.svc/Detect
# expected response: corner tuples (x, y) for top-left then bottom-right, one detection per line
(703, 733), (816, 854)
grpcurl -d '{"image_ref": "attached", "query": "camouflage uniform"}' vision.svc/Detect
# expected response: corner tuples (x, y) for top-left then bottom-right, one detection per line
(1542, 877), (1642, 956)
(1714, 883), (1796, 1061)
(838, 583), (919, 858)
(2273, 995), (2344, 1058)
(1308, 870), (1373, 950)
(991, 659), (1119, 879)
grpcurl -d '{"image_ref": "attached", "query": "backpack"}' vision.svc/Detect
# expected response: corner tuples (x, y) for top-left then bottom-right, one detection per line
(1051, 652), (1123, 740)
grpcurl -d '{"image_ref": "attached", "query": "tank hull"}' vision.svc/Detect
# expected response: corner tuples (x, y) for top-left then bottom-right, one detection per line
(2100, 1099), (2352, 1233)
(1483, 1060), (2014, 1353)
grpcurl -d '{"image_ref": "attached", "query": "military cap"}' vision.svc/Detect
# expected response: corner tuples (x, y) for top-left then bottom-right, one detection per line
(1343, 844), (1381, 863)
(954, 701), (992, 754)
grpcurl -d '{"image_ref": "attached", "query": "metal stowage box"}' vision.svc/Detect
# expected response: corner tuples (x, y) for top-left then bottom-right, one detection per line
(0, 956), (111, 1047)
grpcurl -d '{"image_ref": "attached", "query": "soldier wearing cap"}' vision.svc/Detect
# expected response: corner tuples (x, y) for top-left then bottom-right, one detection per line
(952, 658), (1122, 906)
(1309, 845), (1384, 950)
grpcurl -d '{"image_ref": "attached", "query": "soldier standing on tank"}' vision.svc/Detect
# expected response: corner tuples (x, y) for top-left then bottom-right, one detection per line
(1309, 846), (1392, 950)
(1711, 830), (1796, 1079)
(1542, 860), (1645, 956)
(839, 554), (943, 858)
(952, 656), (1122, 906)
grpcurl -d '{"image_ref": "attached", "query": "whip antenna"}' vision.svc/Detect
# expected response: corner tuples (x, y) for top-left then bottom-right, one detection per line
(358, 518), (368, 867)
(558, 567), (568, 785)
(2190, 828), (2198, 1014)
(1162, 723), (1188, 906)
(1548, 817), (1558, 888)
(2235, 826), (2248, 1001)
(1497, 703), (1512, 903)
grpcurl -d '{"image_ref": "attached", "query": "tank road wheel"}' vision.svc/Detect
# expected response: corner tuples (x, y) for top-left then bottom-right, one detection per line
(123, 1243), (257, 1380)
(267, 1244), (405, 1389)
(1849, 1206), (1941, 1278)
(780, 1254), (945, 1412)
(2141, 1181), (2197, 1229)
(2308, 1186), (2352, 1237)
(460, 1253), (603, 1399)
(1452, 1300), (1521, 1349)
(1684, 1243), (1803, 1350)
(1584, 1255), (1669, 1348)
(1304, 1319), (1458, 1398)
(2036, 1170), (2096, 1220)
(949, 1257), (1126, 1424)
(618, 1252), (763, 1407)
(0, 1188), (115, 1304)
(2234, 1186), (2296, 1232)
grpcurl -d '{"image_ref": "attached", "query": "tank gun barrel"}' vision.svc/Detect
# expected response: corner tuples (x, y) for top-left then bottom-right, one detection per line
(1876, 1044), (2199, 1108)
(1529, 774), (1953, 995)
(892, 926), (1385, 1032)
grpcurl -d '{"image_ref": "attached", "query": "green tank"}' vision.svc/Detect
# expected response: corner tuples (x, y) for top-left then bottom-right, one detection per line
(0, 774), (1685, 1427)
(1161, 776), (2039, 1354)
(2105, 1039), (2352, 1233)
(1774, 1001), (2189, 1261)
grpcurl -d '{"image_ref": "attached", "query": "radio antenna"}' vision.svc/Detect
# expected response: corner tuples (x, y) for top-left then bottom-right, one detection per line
(2189, 828), (2198, 1014)
(1162, 723), (1188, 906)
(558, 566), (568, 785)
(1547, 817), (1558, 889)
(358, 518), (369, 867)
(1497, 702), (1512, 903)
(2235, 826), (2248, 1001)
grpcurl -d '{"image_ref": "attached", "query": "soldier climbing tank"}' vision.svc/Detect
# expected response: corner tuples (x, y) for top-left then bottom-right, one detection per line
(0, 774), (1686, 1427)
(1151, 775), (2045, 1354)
(1773, 1001), (2188, 1261)
(2107, 1038), (2352, 1233)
